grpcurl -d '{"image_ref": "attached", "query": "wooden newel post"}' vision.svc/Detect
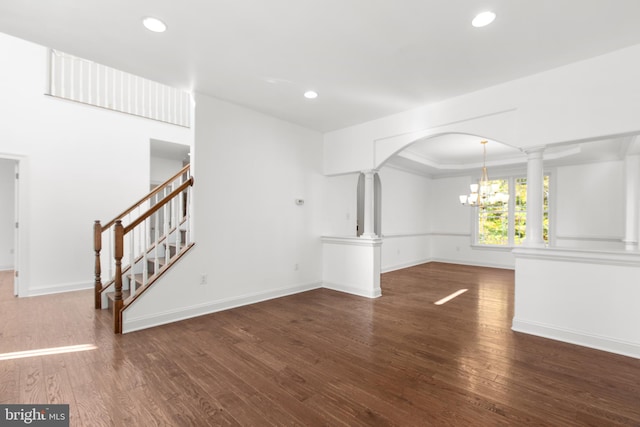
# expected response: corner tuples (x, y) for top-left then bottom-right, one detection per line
(113, 220), (124, 334)
(94, 220), (102, 309)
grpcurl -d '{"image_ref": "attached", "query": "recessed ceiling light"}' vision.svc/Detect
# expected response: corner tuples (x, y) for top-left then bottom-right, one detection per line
(472, 11), (496, 28)
(304, 90), (318, 99)
(143, 17), (167, 33)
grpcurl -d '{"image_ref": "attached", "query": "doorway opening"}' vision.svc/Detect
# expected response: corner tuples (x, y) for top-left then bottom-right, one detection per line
(0, 157), (19, 297)
(356, 172), (381, 237)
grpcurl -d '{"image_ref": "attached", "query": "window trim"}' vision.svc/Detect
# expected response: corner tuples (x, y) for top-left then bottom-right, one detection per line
(471, 171), (553, 248)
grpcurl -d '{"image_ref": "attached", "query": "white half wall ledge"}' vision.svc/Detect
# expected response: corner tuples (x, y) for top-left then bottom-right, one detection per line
(555, 234), (623, 243)
(122, 281), (322, 334)
(513, 247), (640, 360)
(512, 319), (640, 360)
(321, 236), (383, 246)
(322, 235), (382, 300)
(513, 246), (640, 266)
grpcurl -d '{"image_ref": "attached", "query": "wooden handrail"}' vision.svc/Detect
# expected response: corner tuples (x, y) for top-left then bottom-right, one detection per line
(103, 163), (190, 230)
(123, 177), (194, 234)
(95, 164), (194, 334)
(112, 177), (193, 333)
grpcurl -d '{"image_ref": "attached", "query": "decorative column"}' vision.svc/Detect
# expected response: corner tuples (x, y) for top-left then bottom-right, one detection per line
(361, 170), (378, 239)
(623, 155), (640, 251)
(523, 147), (546, 247)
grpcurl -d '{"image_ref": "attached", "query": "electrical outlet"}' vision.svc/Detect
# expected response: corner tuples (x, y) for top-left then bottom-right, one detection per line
(200, 274), (208, 285)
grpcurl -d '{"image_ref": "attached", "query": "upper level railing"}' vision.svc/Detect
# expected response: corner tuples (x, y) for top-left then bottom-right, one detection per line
(49, 50), (191, 127)
(94, 164), (194, 332)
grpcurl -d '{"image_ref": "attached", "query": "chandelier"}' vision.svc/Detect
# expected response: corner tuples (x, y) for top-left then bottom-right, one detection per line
(459, 140), (509, 207)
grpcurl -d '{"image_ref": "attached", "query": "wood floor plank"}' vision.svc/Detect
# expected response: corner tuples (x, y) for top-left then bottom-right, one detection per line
(1, 265), (639, 425)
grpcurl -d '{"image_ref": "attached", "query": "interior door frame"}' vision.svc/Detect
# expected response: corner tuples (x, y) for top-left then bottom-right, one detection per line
(1, 153), (25, 297)
(13, 160), (19, 296)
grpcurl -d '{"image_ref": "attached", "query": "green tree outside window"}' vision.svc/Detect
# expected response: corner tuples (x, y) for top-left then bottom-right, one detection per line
(477, 176), (549, 246)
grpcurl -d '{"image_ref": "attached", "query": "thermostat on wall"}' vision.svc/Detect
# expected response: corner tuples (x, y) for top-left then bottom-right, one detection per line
(295, 199), (304, 205)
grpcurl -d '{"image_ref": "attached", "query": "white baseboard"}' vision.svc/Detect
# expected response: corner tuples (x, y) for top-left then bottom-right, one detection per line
(512, 318), (640, 360)
(322, 281), (381, 299)
(383, 257), (513, 272)
(28, 281), (93, 297)
(381, 258), (431, 273)
(123, 281), (323, 334)
(431, 257), (514, 270)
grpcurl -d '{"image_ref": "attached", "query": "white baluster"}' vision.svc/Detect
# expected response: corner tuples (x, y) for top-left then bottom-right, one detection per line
(171, 88), (176, 124)
(78, 59), (84, 103)
(88, 61), (93, 105)
(164, 199), (170, 264)
(129, 230), (135, 297)
(125, 74), (131, 113)
(49, 50), (56, 96)
(154, 211), (160, 275)
(60, 54), (66, 98)
(70, 56), (76, 100)
(142, 218), (148, 287)
(118, 71), (124, 113)
(96, 64), (102, 107)
(174, 192), (181, 251)
(141, 78), (146, 117)
(108, 227), (114, 279)
(154, 83), (160, 120)
(160, 84), (165, 122)
(186, 185), (192, 244)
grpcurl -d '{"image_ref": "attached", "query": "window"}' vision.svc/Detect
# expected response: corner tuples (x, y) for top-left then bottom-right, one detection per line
(476, 175), (549, 246)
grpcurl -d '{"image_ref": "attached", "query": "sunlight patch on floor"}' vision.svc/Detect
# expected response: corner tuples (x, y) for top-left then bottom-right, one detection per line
(0, 344), (97, 361)
(434, 289), (468, 305)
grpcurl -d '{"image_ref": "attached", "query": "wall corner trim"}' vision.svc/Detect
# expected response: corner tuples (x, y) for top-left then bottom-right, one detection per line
(322, 281), (382, 299)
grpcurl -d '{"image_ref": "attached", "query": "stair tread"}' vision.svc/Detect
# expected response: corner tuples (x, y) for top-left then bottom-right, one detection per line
(106, 290), (131, 301)
(167, 242), (187, 247)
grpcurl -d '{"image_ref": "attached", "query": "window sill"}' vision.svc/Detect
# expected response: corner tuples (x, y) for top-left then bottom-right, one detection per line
(470, 244), (517, 252)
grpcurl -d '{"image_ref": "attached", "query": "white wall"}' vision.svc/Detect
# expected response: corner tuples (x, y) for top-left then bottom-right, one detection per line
(555, 161), (625, 249)
(377, 166), (431, 271)
(0, 159), (15, 270)
(429, 175), (516, 269)
(379, 166), (430, 234)
(513, 248), (640, 359)
(0, 32), (192, 295)
(324, 43), (640, 175)
(323, 173), (359, 236)
(150, 156), (185, 184)
(123, 94), (325, 332)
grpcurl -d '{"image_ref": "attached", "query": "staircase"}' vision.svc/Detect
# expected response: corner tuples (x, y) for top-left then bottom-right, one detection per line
(93, 164), (194, 333)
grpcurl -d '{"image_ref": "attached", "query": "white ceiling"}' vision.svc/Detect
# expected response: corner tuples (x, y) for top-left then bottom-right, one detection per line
(387, 134), (640, 177)
(2, 1), (640, 134)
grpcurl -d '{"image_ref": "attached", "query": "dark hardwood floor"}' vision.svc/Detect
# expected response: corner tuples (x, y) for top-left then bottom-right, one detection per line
(1, 264), (639, 426)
